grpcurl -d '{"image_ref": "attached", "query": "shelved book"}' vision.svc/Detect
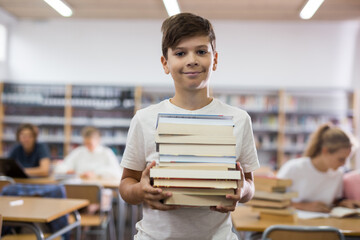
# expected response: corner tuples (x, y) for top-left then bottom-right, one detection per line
(150, 113), (239, 206)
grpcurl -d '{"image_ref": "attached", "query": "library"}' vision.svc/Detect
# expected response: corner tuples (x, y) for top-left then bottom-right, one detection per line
(0, 1), (360, 240)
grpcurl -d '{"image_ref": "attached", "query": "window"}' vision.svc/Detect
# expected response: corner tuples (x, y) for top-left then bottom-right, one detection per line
(0, 24), (7, 62)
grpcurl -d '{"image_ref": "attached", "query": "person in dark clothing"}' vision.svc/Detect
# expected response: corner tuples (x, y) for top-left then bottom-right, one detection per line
(9, 123), (51, 177)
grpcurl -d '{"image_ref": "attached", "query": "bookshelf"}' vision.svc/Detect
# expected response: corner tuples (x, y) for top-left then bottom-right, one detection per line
(139, 86), (359, 170)
(68, 84), (135, 160)
(0, 83), (136, 161)
(0, 82), (66, 158)
(1, 83), (358, 169)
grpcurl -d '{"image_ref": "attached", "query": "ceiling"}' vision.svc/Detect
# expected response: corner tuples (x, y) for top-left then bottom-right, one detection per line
(0, 0), (359, 21)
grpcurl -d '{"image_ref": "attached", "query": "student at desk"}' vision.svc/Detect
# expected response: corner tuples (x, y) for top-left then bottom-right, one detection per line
(277, 123), (360, 212)
(55, 126), (122, 180)
(9, 123), (51, 177)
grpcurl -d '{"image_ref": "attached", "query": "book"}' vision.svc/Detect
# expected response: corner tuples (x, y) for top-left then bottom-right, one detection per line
(255, 184), (287, 193)
(253, 190), (298, 201)
(157, 162), (235, 171)
(251, 206), (296, 216)
(157, 123), (234, 136)
(162, 188), (234, 195)
(254, 176), (292, 188)
(245, 199), (291, 208)
(157, 113), (234, 125)
(155, 134), (236, 145)
(164, 192), (233, 206)
(329, 207), (360, 218)
(159, 155), (236, 164)
(158, 143), (235, 157)
(152, 178), (238, 189)
(150, 168), (241, 180)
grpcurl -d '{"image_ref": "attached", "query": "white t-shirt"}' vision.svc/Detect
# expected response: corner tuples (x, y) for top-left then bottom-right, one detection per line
(121, 99), (260, 240)
(277, 157), (343, 206)
(55, 145), (122, 180)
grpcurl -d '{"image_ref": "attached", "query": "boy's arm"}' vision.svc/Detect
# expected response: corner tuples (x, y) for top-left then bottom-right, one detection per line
(119, 161), (179, 210)
(211, 162), (254, 213)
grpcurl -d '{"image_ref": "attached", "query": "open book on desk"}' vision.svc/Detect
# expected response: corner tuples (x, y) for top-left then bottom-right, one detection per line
(296, 207), (360, 219)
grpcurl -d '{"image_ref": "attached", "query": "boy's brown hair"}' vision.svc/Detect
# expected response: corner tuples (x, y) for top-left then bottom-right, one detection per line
(16, 123), (39, 141)
(81, 126), (101, 138)
(161, 12), (216, 59)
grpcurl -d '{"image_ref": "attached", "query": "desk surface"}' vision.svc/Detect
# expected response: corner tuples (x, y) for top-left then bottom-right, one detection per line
(0, 196), (89, 223)
(14, 176), (120, 189)
(231, 206), (360, 236)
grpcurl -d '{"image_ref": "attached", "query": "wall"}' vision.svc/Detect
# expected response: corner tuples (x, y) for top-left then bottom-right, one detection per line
(5, 18), (360, 89)
(0, 8), (16, 80)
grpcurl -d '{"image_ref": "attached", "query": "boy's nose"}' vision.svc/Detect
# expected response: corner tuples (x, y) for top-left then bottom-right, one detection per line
(186, 53), (199, 66)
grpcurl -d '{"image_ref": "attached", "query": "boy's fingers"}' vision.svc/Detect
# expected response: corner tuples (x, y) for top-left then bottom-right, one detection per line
(147, 200), (180, 211)
(226, 193), (240, 201)
(142, 161), (157, 178)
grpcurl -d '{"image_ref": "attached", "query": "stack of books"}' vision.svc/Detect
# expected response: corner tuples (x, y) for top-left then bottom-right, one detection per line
(246, 176), (298, 221)
(150, 113), (240, 206)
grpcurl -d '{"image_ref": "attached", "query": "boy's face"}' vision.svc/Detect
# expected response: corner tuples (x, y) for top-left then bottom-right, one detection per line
(161, 35), (217, 92)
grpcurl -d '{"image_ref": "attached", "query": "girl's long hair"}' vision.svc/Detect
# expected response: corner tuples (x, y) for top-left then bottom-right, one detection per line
(304, 123), (352, 158)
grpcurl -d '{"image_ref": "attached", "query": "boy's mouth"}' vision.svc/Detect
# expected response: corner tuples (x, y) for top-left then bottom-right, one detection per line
(183, 71), (202, 77)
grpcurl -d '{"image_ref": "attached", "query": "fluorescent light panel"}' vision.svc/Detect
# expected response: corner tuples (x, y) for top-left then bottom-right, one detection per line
(43, 0), (73, 17)
(163, 0), (180, 17)
(300, 0), (324, 20)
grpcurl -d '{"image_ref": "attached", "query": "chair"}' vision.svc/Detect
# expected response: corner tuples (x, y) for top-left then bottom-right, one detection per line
(261, 225), (345, 240)
(0, 214), (2, 240)
(64, 183), (115, 240)
(0, 176), (15, 193)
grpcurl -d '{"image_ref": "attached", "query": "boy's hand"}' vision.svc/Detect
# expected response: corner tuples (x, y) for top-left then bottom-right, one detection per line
(140, 161), (179, 211)
(210, 162), (245, 213)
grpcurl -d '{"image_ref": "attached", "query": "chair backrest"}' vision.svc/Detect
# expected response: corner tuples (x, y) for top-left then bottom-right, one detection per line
(0, 176), (15, 193)
(0, 214), (2, 238)
(261, 225), (345, 240)
(64, 183), (103, 204)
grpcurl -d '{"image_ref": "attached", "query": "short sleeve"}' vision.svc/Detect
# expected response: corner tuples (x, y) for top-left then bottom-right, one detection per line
(8, 145), (20, 159)
(121, 113), (147, 171)
(38, 143), (51, 159)
(237, 113), (260, 173)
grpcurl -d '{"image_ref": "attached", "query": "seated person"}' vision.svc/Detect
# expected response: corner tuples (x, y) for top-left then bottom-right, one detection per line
(343, 169), (360, 202)
(9, 123), (51, 177)
(277, 123), (360, 212)
(55, 126), (122, 180)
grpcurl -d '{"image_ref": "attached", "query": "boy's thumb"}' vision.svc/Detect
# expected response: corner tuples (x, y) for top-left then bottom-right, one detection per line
(143, 161), (156, 176)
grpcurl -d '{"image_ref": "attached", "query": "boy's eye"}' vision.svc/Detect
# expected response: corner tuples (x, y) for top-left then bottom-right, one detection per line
(197, 50), (207, 55)
(175, 52), (185, 57)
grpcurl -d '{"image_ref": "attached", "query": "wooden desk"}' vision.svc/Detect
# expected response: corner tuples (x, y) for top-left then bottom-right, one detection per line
(14, 176), (119, 188)
(0, 196), (89, 240)
(12, 176), (126, 240)
(13, 177), (58, 185)
(231, 206), (360, 237)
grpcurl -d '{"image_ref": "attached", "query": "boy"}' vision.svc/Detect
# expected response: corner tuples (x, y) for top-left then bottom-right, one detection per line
(119, 13), (260, 239)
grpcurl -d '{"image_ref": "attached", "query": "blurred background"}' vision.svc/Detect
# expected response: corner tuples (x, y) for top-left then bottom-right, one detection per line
(0, 0), (359, 170)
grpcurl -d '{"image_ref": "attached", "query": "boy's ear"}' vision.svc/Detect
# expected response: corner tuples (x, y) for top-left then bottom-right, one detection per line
(212, 51), (218, 71)
(161, 56), (170, 74)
